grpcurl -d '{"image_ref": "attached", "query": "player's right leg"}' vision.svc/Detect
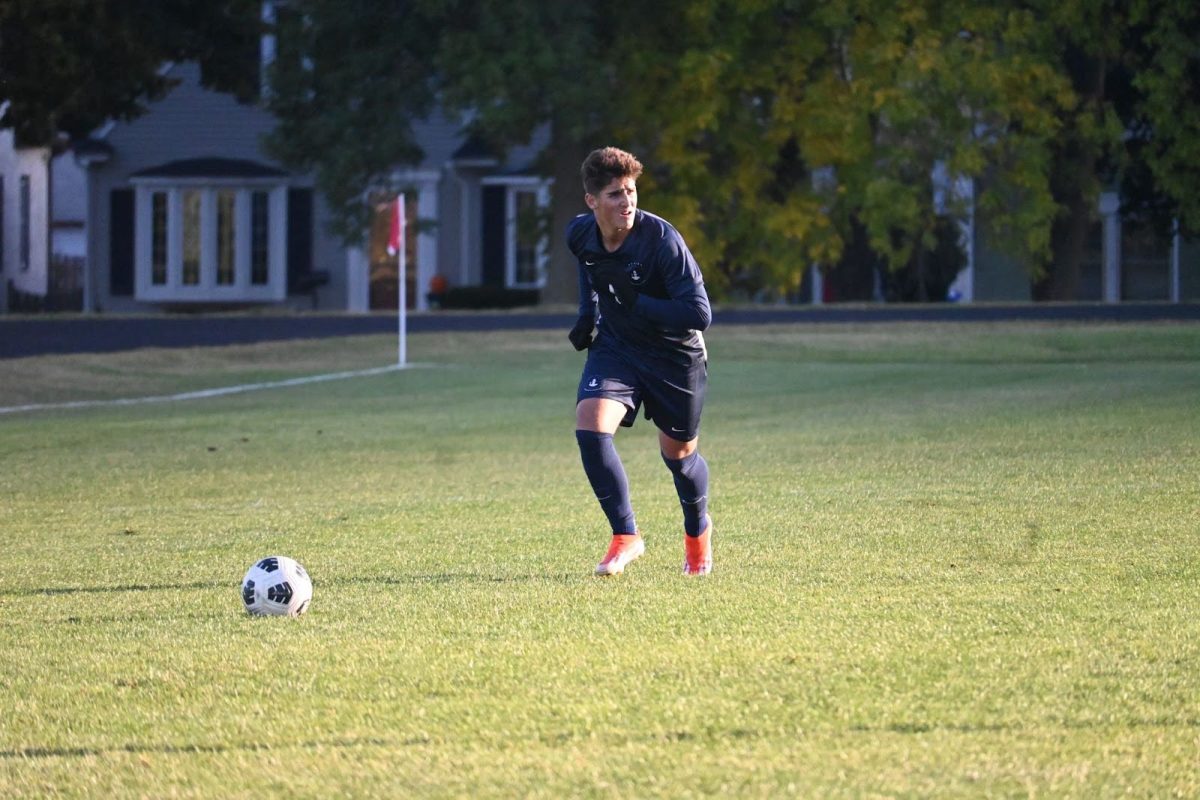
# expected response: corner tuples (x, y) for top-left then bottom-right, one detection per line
(576, 396), (643, 575)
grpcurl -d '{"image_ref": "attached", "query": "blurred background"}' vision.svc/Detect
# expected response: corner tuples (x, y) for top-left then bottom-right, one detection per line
(1, 0), (1197, 316)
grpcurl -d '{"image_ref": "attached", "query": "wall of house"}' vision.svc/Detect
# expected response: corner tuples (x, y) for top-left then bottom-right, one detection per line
(85, 62), (348, 312)
(438, 166), (484, 291)
(51, 150), (87, 261)
(0, 129), (51, 304)
(411, 111), (488, 300)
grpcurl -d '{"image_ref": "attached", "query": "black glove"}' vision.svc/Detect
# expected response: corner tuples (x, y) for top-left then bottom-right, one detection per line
(568, 314), (595, 351)
(593, 262), (638, 308)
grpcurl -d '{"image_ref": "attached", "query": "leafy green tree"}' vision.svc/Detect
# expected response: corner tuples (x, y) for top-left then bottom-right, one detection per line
(264, 0), (1196, 302)
(1031, 0), (1200, 299)
(0, 0), (262, 146)
(1123, 0), (1200, 235)
(612, 1), (1070, 300)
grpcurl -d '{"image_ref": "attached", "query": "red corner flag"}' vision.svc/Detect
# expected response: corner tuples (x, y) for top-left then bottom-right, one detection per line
(386, 196), (404, 257)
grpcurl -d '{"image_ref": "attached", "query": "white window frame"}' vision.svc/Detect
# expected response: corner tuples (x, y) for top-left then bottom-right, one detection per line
(130, 178), (288, 302)
(482, 175), (551, 290)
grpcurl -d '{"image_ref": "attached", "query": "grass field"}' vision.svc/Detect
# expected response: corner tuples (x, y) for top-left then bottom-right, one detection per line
(1, 320), (1198, 798)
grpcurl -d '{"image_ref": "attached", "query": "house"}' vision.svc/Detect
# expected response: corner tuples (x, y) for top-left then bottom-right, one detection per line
(0, 124), (52, 310)
(952, 187), (1199, 304)
(800, 169), (1198, 305)
(0, 61), (551, 315)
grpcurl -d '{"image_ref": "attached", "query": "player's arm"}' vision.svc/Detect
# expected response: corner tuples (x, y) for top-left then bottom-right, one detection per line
(567, 223), (598, 350)
(576, 260), (598, 317)
(634, 285), (710, 331)
(630, 238), (711, 331)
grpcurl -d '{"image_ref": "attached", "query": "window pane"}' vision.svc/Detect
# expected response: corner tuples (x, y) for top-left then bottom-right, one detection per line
(514, 190), (539, 285)
(251, 191), (269, 285)
(20, 175), (31, 271)
(182, 190), (201, 285)
(216, 190), (236, 285)
(151, 192), (168, 285)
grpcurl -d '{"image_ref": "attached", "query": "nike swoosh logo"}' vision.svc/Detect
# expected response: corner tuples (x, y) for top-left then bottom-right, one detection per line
(585, 260), (596, 266)
(671, 427), (686, 433)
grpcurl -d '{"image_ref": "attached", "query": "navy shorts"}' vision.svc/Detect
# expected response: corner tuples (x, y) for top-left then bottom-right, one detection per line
(576, 339), (708, 441)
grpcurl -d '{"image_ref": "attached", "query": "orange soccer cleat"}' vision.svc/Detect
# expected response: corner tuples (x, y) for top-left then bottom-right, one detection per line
(683, 516), (713, 576)
(594, 533), (645, 577)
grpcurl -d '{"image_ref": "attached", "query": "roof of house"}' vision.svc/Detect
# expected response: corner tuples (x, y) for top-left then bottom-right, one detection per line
(71, 138), (114, 165)
(130, 157), (288, 179)
(451, 133), (500, 164)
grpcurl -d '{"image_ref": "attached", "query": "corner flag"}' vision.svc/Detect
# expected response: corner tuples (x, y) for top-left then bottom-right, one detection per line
(387, 194), (407, 366)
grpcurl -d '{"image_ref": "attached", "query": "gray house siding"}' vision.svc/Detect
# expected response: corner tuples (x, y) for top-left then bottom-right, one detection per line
(4, 58), (552, 315)
(85, 62), (345, 312)
(374, 114), (551, 307)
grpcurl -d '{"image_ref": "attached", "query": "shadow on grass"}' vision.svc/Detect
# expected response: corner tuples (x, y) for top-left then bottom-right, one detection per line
(331, 572), (580, 588)
(0, 735), (431, 761)
(10, 717), (1199, 761)
(0, 572), (580, 598)
(0, 580), (229, 597)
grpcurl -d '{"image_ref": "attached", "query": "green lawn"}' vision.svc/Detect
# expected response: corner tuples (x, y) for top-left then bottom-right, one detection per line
(1, 321), (1197, 798)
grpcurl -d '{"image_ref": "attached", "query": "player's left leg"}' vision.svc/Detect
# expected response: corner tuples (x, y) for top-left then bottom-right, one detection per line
(648, 354), (711, 575)
(660, 431), (712, 575)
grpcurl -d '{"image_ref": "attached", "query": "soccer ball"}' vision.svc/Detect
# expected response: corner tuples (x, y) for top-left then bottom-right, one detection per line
(241, 555), (313, 617)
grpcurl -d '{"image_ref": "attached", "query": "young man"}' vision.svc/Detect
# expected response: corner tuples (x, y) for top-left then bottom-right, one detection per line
(566, 146), (714, 576)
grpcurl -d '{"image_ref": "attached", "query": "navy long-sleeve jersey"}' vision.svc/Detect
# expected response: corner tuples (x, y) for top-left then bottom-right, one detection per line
(567, 209), (711, 366)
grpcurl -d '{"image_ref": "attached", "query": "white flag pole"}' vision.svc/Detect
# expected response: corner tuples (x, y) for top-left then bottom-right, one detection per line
(397, 193), (407, 367)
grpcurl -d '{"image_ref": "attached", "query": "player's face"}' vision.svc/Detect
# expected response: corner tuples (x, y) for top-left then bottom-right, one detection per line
(586, 177), (637, 239)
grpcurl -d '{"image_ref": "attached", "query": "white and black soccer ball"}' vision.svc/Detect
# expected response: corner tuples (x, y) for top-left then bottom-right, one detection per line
(241, 555), (313, 617)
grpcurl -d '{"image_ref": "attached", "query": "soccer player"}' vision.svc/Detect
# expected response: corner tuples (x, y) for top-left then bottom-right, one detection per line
(566, 146), (714, 576)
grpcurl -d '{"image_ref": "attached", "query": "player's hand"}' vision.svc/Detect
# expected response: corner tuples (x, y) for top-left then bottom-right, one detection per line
(568, 314), (595, 351)
(593, 263), (638, 308)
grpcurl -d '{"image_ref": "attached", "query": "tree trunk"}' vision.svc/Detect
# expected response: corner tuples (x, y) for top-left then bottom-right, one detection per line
(1046, 191), (1092, 300)
(915, 237), (929, 302)
(1039, 51), (1107, 302)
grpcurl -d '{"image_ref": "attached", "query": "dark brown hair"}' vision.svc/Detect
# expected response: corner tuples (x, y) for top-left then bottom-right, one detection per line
(581, 147), (643, 195)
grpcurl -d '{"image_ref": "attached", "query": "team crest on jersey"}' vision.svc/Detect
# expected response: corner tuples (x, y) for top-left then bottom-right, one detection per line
(627, 262), (647, 285)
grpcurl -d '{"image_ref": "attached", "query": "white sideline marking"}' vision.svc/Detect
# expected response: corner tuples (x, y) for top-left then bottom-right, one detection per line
(0, 364), (418, 416)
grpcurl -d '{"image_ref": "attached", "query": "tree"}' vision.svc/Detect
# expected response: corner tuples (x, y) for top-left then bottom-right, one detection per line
(1123, 0), (1200, 236)
(261, 0), (452, 242)
(610, 1), (1070, 299)
(263, 1), (1197, 303)
(0, 0), (262, 146)
(266, 0), (648, 301)
(1031, 0), (1200, 299)
(422, 1), (633, 303)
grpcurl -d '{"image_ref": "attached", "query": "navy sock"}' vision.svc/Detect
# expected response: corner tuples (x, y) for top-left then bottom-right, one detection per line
(663, 450), (709, 536)
(576, 430), (637, 534)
